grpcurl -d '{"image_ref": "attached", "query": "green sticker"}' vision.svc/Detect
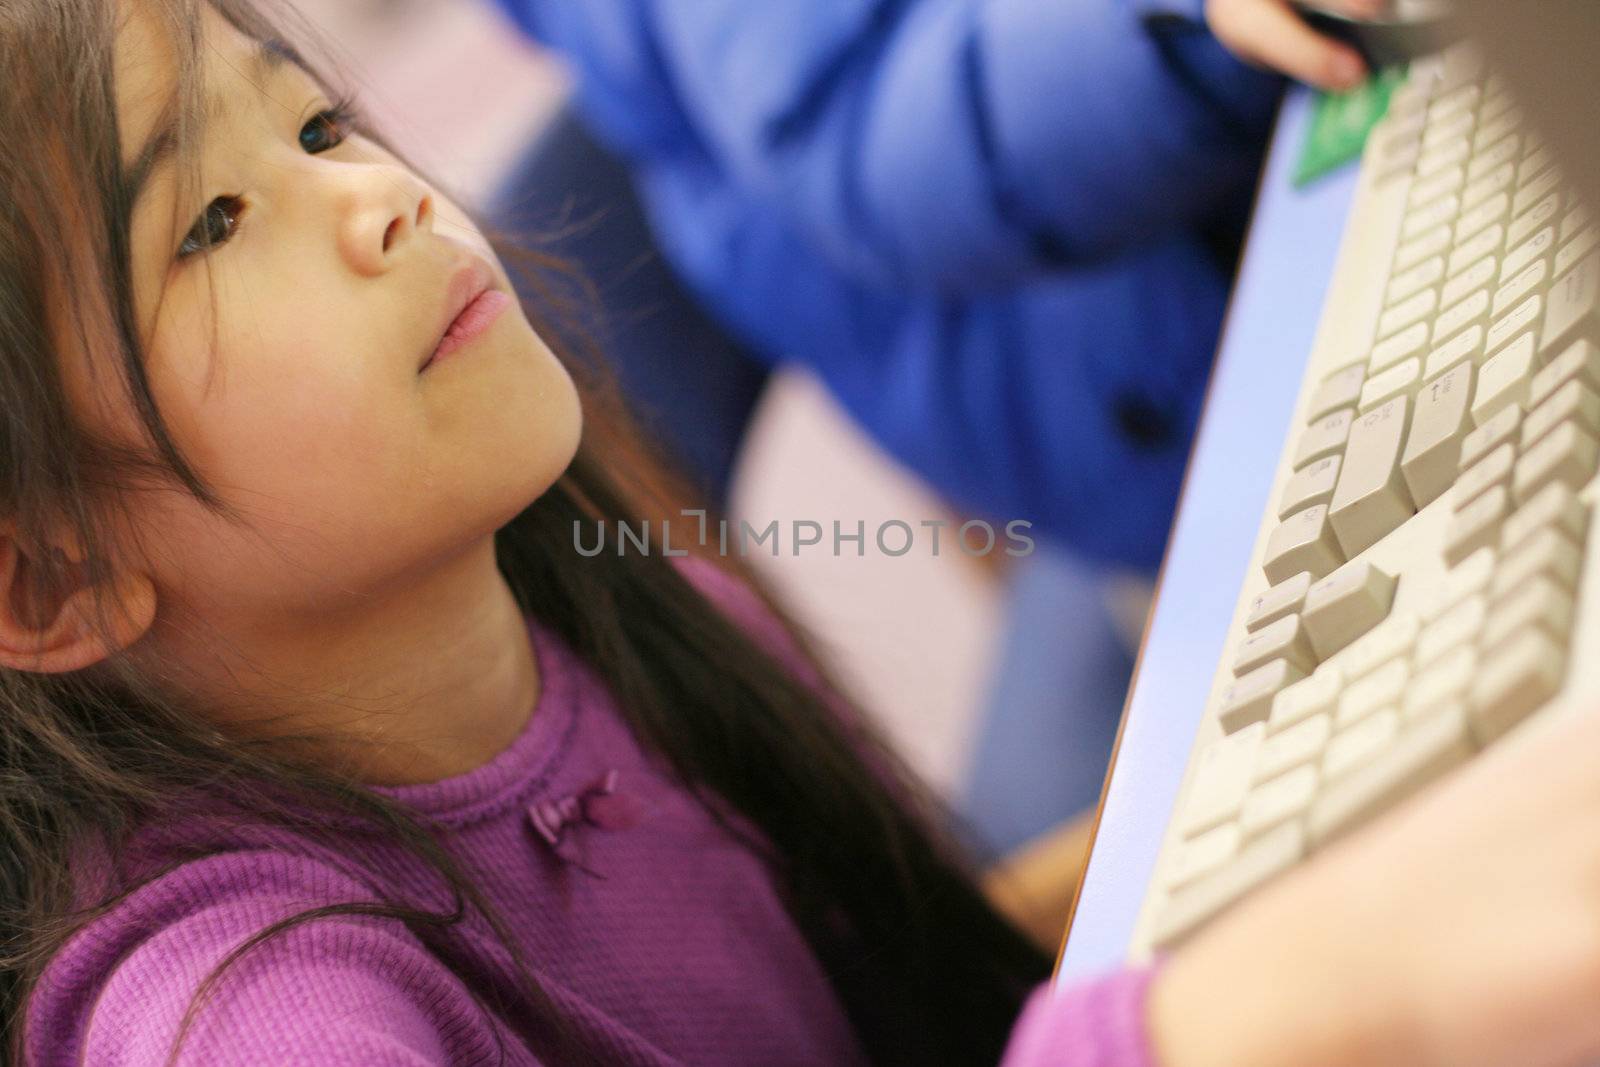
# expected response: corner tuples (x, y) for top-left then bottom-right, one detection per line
(1294, 66), (1410, 187)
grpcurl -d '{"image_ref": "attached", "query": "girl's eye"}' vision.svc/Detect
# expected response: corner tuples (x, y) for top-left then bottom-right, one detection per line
(175, 98), (363, 262)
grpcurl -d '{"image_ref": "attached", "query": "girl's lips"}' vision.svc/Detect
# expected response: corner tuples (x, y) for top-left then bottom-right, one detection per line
(419, 254), (498, 371)
(421, 289), (513, 371)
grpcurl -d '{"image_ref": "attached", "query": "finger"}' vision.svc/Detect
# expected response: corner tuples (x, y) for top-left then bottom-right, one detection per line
(1219, 0), (1371, 91)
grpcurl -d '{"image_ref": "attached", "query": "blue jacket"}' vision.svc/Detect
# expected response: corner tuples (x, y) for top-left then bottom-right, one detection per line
(491, 0), (1282, 570)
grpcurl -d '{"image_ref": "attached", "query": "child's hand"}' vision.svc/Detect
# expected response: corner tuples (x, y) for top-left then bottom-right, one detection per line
(1205, 0), (1385, 92)
(1149, 703), (1600, 1067)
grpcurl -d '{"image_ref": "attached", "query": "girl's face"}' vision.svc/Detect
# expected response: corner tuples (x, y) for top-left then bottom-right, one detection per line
(83, 2), (581, 643)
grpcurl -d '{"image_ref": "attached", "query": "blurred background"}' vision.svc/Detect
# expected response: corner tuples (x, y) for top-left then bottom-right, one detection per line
(303, 0), (1028, 804)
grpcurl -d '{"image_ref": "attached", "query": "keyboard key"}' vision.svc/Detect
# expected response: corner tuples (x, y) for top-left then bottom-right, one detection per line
(1338, 613), (1419, 685)
(1387, 261), (1445, 308)
(1459, 161), (1514, 211)
(1429, 81), (1480, 122)
(1264, 504), (1344, 585)
(1445, 483), (1509, 565)
(1268, 668), (1343, 734)
(1167, 822), (1242, 892)
(1296, 408), (1355, 468)
(1555, 226), (1600, 278)
(1403, 195), (1461, 243)
(1467, 136), (1519, 183)
(1481, 575), (1572, 652)
(1375, 143), (1422, 187)
(1449, 223), (1505, 278)
(1529, 338), (1600, 408)
(1415, 593), (1486, 668)
(1500, 482), (1588, 553)
(1454, 192), (1510, 246)
(1308, 363), (1367, 422)
(1452, 442), (1515, 510)
(1323, 708), (1400, 782)
(1379, 292), (1438, 343)
(1408, 168), (1464, 211)
(1416, 136), (1470, 180)
(1330, 397), (1414, 556)
(1542, 251), (1600, 358)
(1404, 645), (1475, 721)
(1301, 560), (1396, 659)
(1379, 110), (1427, 158)
(1422, 324), (1486, 382)
(1518, 147), (1557, 187)
(1432, 289), (1491, 347)
(1522, 379), (1600, 451)
(1183, 722), (1266, 835)
(1239, 764), (1319, 839)
(1254, 714), (1332, 784)
(1492, 527), (1583, 599)
(1486, 295), (1543, 357)
(1335, 657), (1409, 730)
(1458, 403), (1522, 469)
(1307, 703), (1474, 848)
(1372, 321), (1430, 373)
(1419, 546), (1495, 623)
(1234, 614), (1316, 676)
(1516, 151), (1555, 183)
(1508, 192), (1562, 249)
(1396, 225), (1452, 272)
(1427, 109), (1472, 151)
(1468, 629), (1566, 744)
(1279, 454), (1342, 519)
(1359, 358), (1421, 413)
(1511, 420), (1600, 503)
(1473, 111), (1517, 154)
(1246, 571), (1312, 632)
(1518, 153), (1552, 184)
(1492, 258), (1548, 319)
(1470, 332), (1537, 426)
(1499, 226), (1555, 283)
(1422, 107), (1475, 151)
(1513, 168), (1563, 219)
(1219, 659), (1307, 734)
(1561, 206), (1592, 244)
(1440, 256), (1497, 311)
(1152, 822), (1304, 951)
(1402, 360), (1475, 505)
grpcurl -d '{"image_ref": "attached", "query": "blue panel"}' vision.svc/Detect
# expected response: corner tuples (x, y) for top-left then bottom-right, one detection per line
(1058, 87), (1362, 981)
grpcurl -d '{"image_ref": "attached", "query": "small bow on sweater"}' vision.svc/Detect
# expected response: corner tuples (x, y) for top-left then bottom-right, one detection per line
(527, 768), (642, 878)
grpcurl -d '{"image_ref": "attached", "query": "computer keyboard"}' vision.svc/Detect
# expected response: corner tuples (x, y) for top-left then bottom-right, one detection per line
(1130, 43), (1600, 957)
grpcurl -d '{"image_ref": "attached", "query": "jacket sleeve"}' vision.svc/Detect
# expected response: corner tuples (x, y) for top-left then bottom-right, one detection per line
(630, 0), (1279, 292)
(998, 964), (1170, 1067)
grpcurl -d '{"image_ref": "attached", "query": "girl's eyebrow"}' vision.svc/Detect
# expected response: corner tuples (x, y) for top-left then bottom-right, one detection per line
(120, 37), (312, 215)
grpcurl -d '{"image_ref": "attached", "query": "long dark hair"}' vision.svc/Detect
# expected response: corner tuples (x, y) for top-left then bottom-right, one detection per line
(0, 0), (1053, 1063)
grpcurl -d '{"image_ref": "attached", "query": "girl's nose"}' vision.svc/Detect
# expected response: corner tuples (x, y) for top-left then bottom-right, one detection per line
(339, 169), (434, 274)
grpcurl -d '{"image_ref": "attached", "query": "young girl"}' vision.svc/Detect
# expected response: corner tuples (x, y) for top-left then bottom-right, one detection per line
(7, 1), (1600, 1065)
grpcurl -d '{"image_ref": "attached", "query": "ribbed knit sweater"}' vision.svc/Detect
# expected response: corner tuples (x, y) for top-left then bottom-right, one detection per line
(25, 556), (1166, 1066)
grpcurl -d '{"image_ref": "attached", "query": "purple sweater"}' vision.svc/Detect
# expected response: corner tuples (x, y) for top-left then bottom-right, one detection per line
(25, 557), (1167, 1066)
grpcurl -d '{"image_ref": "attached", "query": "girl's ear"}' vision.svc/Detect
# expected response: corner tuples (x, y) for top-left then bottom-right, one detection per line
(0, 524), (157, 675)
